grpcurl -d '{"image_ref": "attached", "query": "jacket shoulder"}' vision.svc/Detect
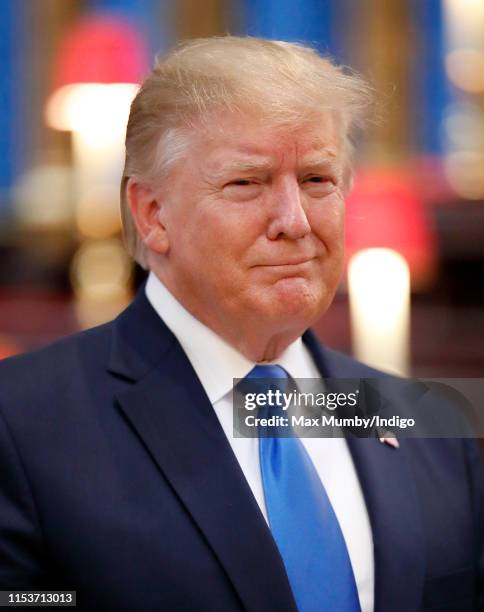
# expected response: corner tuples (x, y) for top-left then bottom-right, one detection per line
(0, 321), (114, 405)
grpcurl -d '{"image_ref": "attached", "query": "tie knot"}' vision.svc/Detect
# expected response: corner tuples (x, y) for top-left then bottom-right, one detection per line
(247, 364), (289, 380)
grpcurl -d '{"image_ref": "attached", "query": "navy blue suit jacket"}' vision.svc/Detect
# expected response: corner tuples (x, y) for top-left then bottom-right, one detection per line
(0, 287), (482, 611)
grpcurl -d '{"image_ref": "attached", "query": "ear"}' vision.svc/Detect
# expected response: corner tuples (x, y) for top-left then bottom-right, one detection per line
(126, 178), (169, 254)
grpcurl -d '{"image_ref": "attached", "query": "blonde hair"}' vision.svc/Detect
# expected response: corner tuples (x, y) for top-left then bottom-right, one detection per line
(121, 36), (372, 268)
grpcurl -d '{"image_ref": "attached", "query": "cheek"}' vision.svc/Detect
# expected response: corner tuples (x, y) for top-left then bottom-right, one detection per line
(309, 196), (345, 248)
(202, 203), (263, 255)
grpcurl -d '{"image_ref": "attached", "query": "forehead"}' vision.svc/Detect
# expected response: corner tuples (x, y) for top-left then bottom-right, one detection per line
(192, 110), (343, 170)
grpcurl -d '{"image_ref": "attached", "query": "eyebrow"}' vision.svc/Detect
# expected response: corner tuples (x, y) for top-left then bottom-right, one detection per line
(207, 148), (341, 182)
(208, 158), (274, 181)
(299, 149), (339, 168)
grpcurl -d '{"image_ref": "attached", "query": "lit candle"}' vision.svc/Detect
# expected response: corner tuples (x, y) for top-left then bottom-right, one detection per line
(348, 248), (410, 376)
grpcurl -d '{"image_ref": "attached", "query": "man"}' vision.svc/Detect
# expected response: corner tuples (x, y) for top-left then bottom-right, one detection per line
(0, 36), (482, 611)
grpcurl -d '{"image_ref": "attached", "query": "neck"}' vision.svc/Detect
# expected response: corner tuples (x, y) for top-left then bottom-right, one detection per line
(184, 298), (304, 362)
(219, 321), (302, 362)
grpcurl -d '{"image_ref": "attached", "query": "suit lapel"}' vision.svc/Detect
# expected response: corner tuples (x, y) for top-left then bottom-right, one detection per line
(304, 330), (426, 612)
(109, 289), (297, 612)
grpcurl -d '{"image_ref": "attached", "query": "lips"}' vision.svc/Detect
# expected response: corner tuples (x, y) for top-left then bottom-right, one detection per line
(255, 257), (316, 267)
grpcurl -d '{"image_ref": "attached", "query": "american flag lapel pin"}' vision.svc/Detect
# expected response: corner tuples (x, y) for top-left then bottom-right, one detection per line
(378, 430), (400, 448)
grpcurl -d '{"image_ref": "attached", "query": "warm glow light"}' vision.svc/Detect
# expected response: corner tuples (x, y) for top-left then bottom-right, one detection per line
(445, 49), (484, 92)
(444, 0), (484, 48)
(444, 151), (484, 199)
(348, 249), (410, 376)
(71, 239), (132, 328)
(76, 185), (121, 238)
(444, 0), (484, 34)
(443, 103), (484, 150)
(45, 83), (139, 134)
(71, 130), (125, 238)
(70, 239), (131, 300)
(13, 165), (74, 228)
(47, 84), (134, 239)
(444, 0), (484, 22)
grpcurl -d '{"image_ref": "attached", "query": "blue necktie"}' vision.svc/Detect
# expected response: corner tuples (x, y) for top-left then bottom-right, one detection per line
(247, 364), (361, 612)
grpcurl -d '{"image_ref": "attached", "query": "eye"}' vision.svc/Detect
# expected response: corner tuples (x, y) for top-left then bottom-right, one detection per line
(301, 175), (337, 195)
(305, 176), (332, 184)
(222, 179), (263, 201)
(228, 179), (252, 186)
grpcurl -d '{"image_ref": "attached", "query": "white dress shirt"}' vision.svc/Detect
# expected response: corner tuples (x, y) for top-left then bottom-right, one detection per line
(146, 272), (374, 611)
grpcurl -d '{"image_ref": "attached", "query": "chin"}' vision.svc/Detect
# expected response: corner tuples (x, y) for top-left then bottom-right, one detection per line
(254, 278), (332, 326)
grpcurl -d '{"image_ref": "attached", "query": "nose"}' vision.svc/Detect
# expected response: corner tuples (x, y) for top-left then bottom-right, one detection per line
(266, 178), (311, 241)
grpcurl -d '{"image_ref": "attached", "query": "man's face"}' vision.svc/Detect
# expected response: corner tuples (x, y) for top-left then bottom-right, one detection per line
(154, 111), (346, 337)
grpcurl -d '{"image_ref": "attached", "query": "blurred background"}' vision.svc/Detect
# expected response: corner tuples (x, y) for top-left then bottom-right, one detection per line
(0, 0), (483, 377)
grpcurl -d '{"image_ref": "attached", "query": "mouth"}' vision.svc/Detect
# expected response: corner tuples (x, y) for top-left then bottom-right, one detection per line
(254, 257), (316, 268)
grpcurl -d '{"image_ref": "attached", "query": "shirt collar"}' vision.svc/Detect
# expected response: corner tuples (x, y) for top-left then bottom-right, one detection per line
(145, 272), (317, 403)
